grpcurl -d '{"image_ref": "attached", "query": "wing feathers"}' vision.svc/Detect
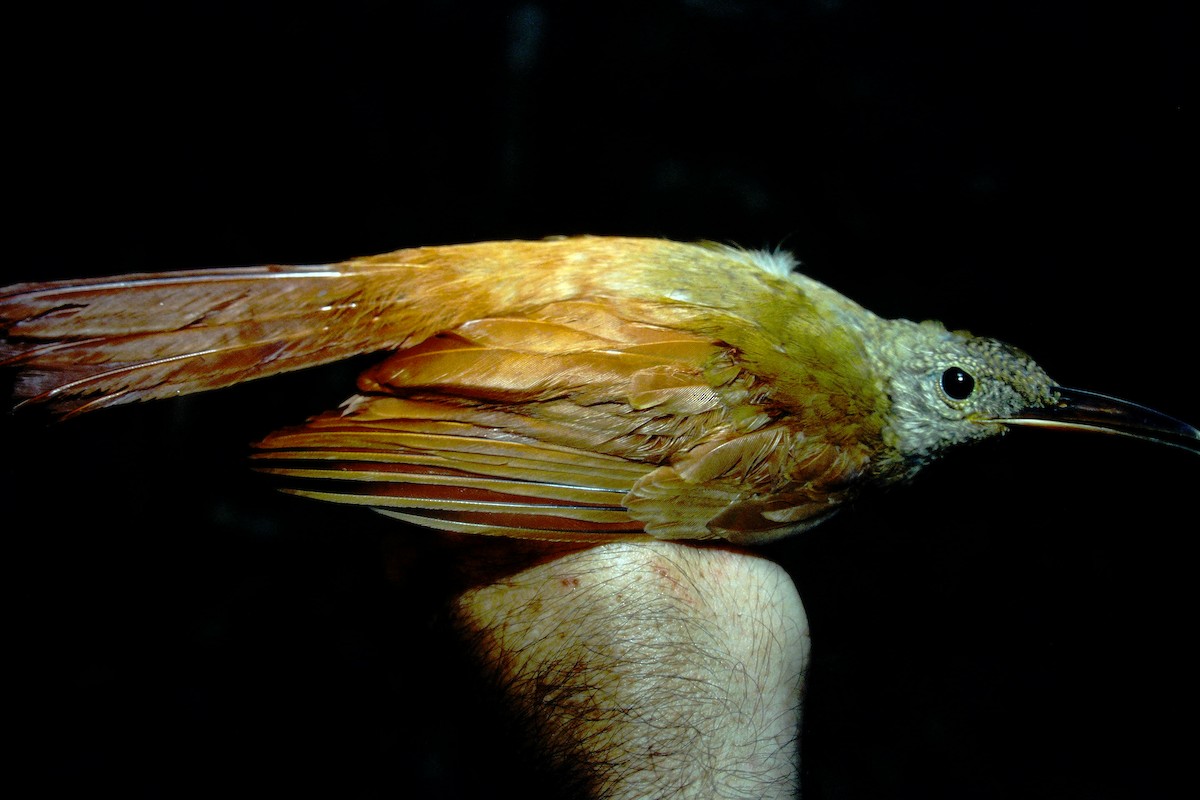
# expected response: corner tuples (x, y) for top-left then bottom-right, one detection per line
(280, 487), (630, 522)
(245, 302), (848, 541)
(252, 391), (658, 540)
(258, 462), (631, 505)
(372, 510), (651, 542)
(254, 448), (641, 491)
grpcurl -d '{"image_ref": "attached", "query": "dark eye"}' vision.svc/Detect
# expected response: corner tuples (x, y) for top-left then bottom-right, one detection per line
(941, 367), (976, 400)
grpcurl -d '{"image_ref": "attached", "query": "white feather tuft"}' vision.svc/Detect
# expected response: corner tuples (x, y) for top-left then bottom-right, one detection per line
(745, 248), (800, 279)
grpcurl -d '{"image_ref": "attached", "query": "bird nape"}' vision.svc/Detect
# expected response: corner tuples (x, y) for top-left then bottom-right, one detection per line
(1, 236), (1196, 544)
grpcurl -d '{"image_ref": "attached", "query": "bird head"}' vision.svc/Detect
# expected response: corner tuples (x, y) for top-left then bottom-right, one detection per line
(868, 319), (1199, 474)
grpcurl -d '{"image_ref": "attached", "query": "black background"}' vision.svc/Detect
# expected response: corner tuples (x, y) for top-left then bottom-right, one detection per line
(6, 2), (1196, 798)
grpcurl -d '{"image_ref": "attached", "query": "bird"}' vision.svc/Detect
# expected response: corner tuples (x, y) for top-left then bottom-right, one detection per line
(1, 235), (1196, 545)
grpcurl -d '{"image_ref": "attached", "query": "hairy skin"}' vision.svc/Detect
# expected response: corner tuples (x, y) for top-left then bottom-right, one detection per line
(448, 539), (810, 799)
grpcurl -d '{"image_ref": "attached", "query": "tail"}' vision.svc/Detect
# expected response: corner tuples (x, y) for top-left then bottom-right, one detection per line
(0, 249), (488, 416)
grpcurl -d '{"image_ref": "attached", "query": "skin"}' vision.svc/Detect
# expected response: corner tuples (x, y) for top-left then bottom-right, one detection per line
(446, 536), (810, 799)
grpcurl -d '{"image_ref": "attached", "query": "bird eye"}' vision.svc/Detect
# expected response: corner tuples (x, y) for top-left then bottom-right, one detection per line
(941, 367), (975, 401)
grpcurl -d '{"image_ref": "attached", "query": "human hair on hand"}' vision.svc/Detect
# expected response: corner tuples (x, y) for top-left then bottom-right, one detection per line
(447, 538), (810, 799)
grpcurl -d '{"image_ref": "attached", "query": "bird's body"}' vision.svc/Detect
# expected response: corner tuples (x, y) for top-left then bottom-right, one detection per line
(1, 236), (1194, 543)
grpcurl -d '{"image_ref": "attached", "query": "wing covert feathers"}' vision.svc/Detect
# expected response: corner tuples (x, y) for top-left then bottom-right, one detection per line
(2, 237), (883, 541)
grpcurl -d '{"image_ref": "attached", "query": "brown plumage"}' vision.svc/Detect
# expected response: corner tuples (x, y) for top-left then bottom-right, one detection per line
(2, 236), (1195, 544)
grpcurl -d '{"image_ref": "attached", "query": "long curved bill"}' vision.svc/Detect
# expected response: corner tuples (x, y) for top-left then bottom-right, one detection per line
(997, 387), (1200, 455)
